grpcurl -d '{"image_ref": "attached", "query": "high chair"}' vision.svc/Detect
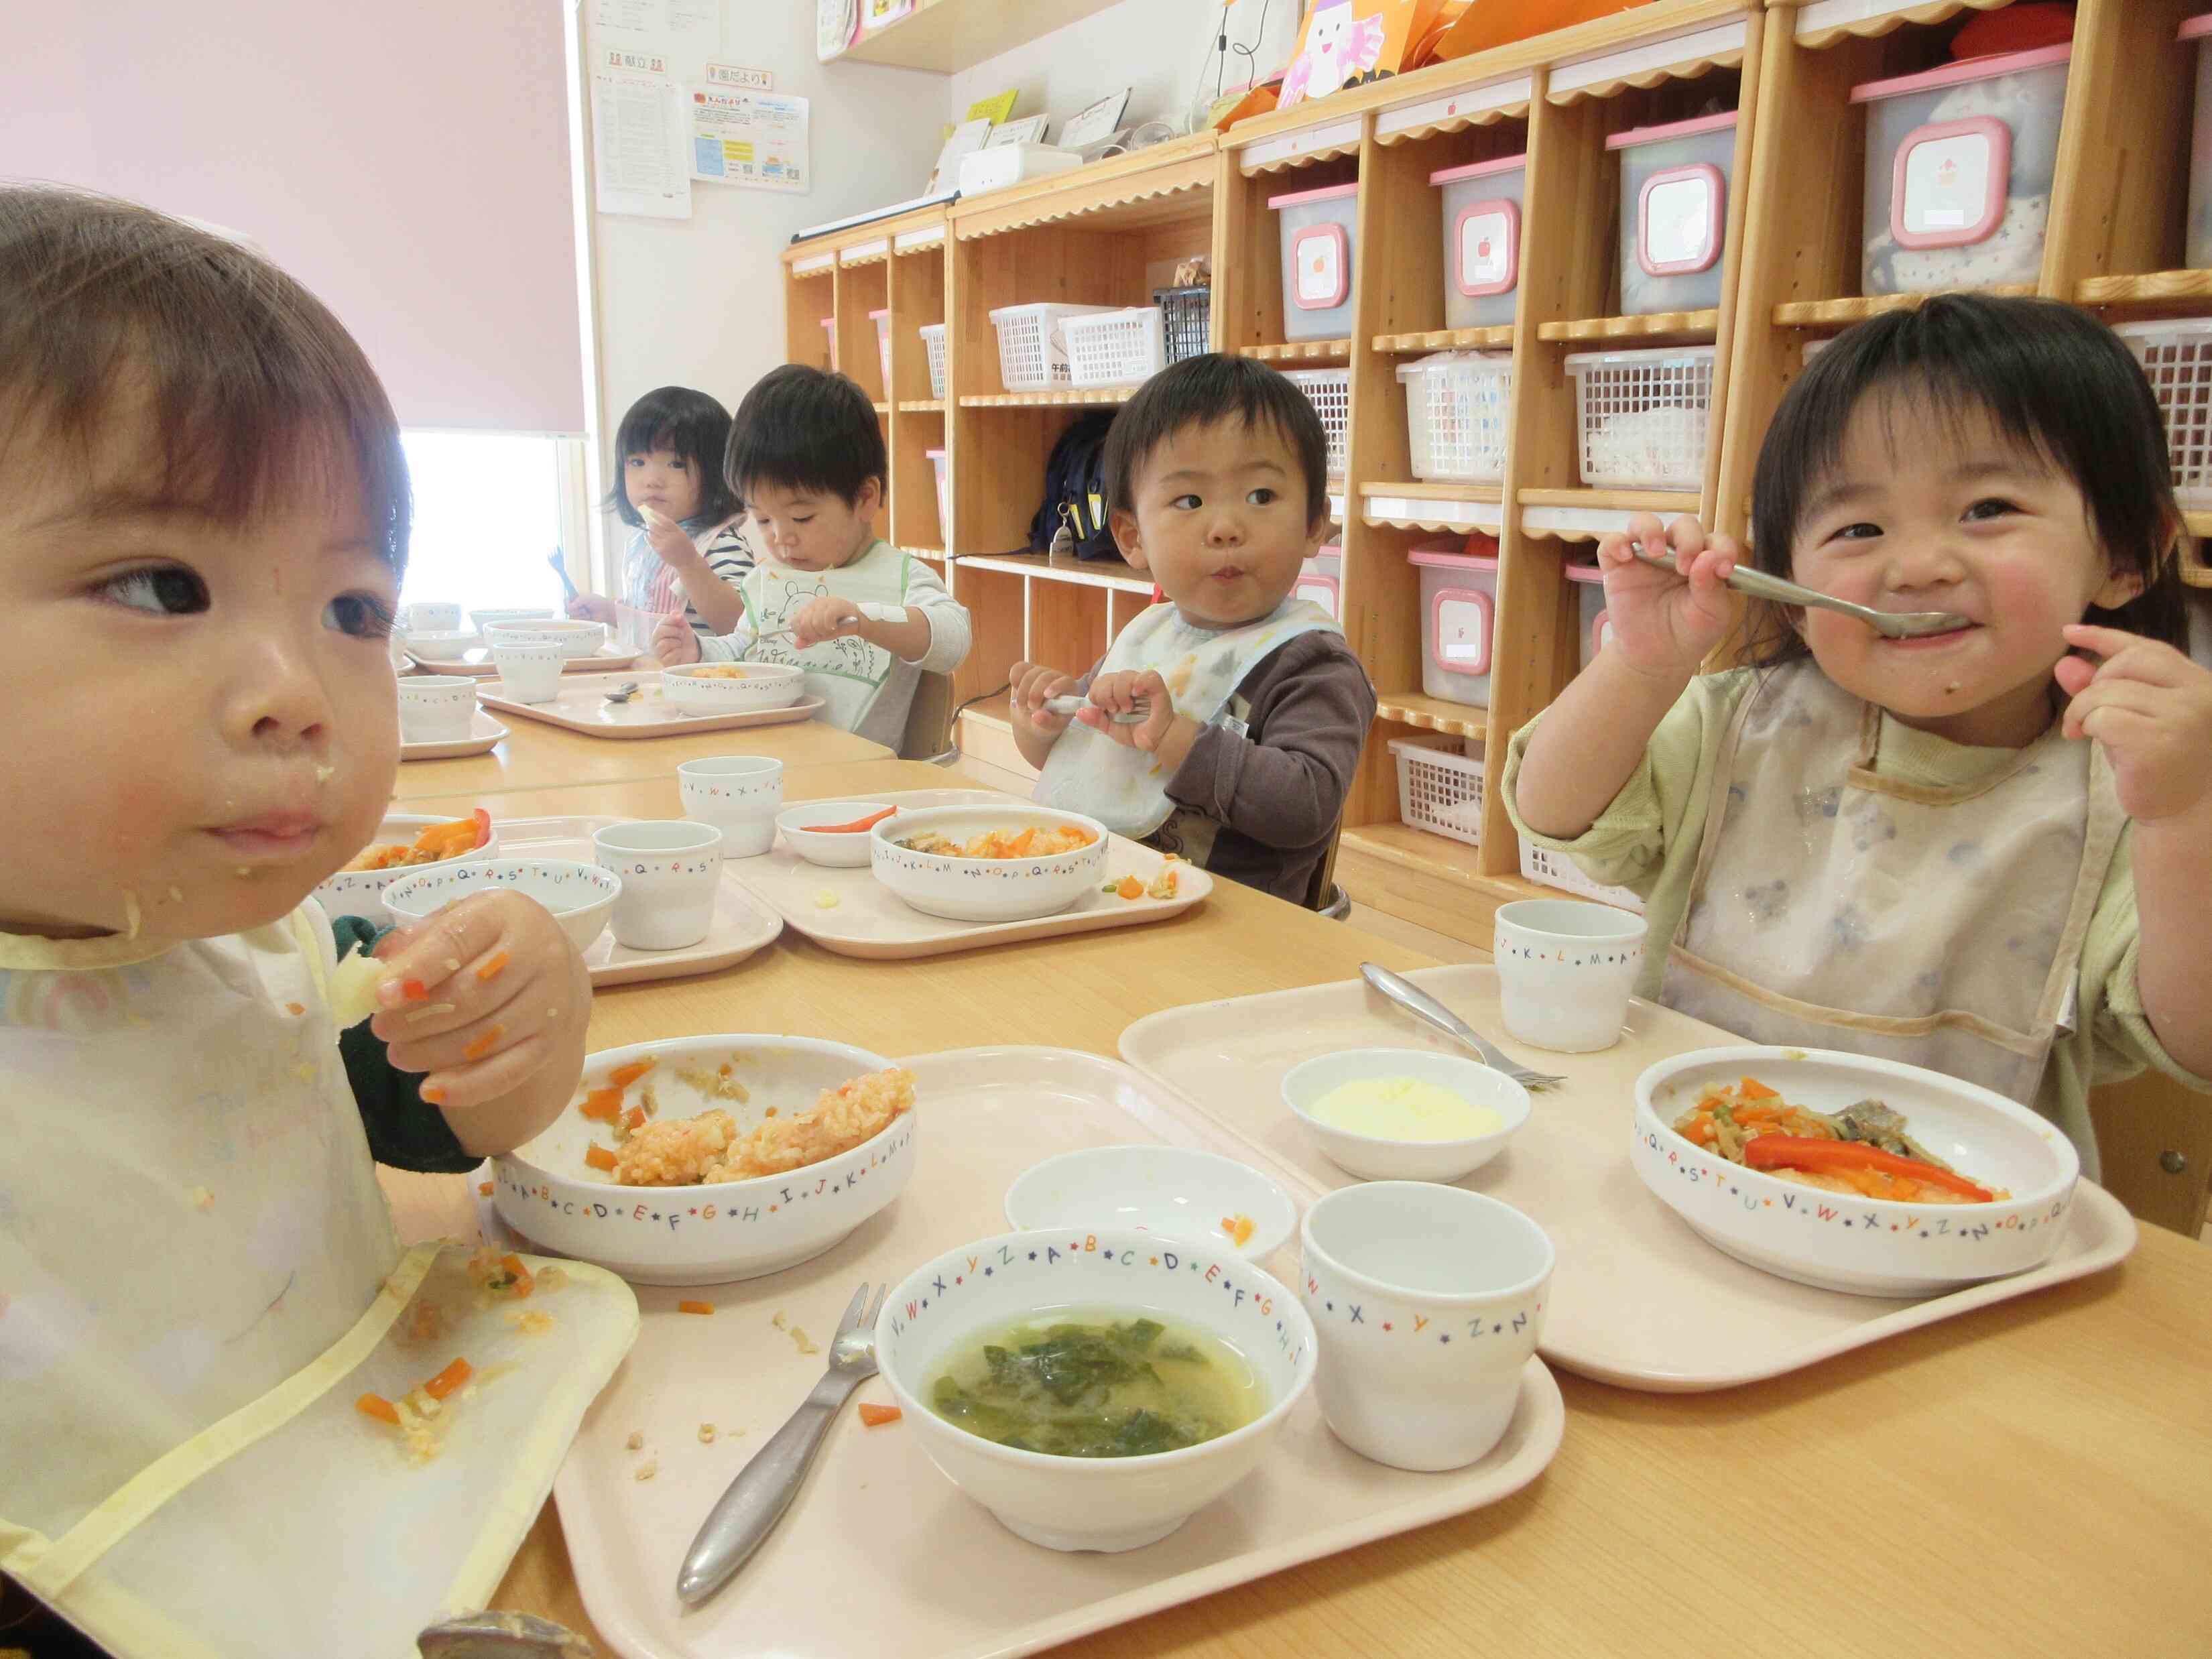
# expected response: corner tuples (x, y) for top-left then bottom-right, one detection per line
(1304, 818), (1351, 919)
(2087, 1070), (2212, 1239)
(901, 669), (959, 763)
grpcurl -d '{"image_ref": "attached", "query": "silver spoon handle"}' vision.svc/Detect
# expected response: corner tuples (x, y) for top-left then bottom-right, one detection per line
(676, 1375), (858, 1606)
(1630, 547), (1878, 627)
(1359, 963), (1519, 1073)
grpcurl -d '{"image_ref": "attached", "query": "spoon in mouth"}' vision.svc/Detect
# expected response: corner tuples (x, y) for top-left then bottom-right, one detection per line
(1630, 548), (1973, 639)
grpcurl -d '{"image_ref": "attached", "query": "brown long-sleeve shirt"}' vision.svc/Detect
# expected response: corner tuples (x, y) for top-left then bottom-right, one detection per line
(1077, 631), (1376, 905)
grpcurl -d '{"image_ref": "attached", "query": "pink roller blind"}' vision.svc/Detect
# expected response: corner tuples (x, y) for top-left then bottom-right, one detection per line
(7, 0), (585, 434)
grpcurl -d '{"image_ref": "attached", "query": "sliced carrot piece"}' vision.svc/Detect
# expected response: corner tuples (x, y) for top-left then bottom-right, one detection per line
(475, 950), (510, 983)
(623, 1105), (647, 1132)
(585, 1144), (619, 1172)
(677, 1300), (715, 1316)
(1115, 875), (1144, 900)
(401, 979), (430, 1002)
(356, 1393), (400, 1425)
(422, 1357), (473, 1400)
(462, 1024), (503, 1062)
(857, 1403), (902, 1427)
(579, 1087), (625, 1121)
(478, 1180), (495, 1197)
(1737, 1077), (1779, 1101)
(608, 1058), (657, 1088)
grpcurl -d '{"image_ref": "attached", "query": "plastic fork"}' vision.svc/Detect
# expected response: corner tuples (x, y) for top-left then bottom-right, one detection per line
(1359, 963), (1567, 1092)
(676, 1281), (887, 1607)
(1629, 547), (1972, 639)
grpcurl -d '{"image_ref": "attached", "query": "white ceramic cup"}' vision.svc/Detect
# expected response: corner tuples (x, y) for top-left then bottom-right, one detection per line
(403, 601), (463, 632)
(491, 641), (565, 704)
(1491, 898), (1649, 1053)
(592, 820), (723, 949)
(1298, 1182), (1553, 1472)
(677, 756), (784, 858)
(397, 676), (477, 743)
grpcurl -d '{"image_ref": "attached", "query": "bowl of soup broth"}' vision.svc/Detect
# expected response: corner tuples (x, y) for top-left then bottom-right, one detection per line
(873, 1225), (1316, 1553)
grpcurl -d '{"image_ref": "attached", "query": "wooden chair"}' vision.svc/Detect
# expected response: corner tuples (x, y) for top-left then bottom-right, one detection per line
(900, 670), (958, 763)
(2087, 1070), (2212, 1238)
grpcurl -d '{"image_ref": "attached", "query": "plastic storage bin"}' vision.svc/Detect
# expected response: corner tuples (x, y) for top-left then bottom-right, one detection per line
(1398, 351), (1512, 484)
(1270, 182), (1361, 342)
(1564, 562), (1613, 667)
(869, 308), (892, 390)
(1565, 345), (1716, 490)
(2115, 320), (2212, 507)
(1412, 538), (1501, 708)
(820, 316), (837, 373)
(1430, 155), (1526, 330)
(925, 448), (950, 543)
(1851, 44), (2071, 296)
(1287, 367), (1352, 478)
(1608, 113), (1737, 316)
(920, 323), (948, 400)
(1062, 306), (1169, 387)
(988, 302), (1119, 392)
(1392, 737), (1487, 847)
(2185, 15), (2212, 269)
(1519, 842), (1645, 912)
(1296, 546), (1342, 619)
(1156, 284), (1213, 362)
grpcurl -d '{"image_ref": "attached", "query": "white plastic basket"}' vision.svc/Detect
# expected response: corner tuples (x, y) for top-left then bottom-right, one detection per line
(1518, 841), (1646, 914)
(2115, 320), (2212, 507)
(926, 447), (949, 542)
(987, 302), (1119, 392)
(1564, 345), (1715, 490)
(1390, 737), (1486, 847)
(869, 308), (892, 390)
(1398, 351), (1513, 483)
(1288, 367), (1352, 479)
(920, 323), (948, 400)
(1063, 306), (1169, 387)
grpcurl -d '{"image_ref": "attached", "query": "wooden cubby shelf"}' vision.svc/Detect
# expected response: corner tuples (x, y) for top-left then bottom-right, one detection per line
(1239, 340), (1354, 363)
(1375, 692), (1487, 740)
(958, 552), (1152, 594)
(2077, 271), (2212, 314)
(1772, 286), (2037, 329)
(898, 400), (947, 413)
(1536, 310), (1719, 344)
(1361, 483), (1504, 533)
(1374, 326), (1518, 353)
(959, 390), (1132, 408)
(871, 402), (892, 414)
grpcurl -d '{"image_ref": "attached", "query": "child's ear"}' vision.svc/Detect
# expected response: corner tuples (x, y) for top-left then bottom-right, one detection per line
(1306, 510), (1333, 552)
(1110, 507), (1149, 572)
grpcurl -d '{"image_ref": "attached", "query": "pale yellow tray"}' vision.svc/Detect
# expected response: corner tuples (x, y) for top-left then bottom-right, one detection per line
(481, 672), (826, 739)
(527, 1047), (1564, 1659)
(728, 788), (1213, 959)
(408, 644), (643, 678)
(399, 711), (507, 761)
(500, 816), (782, 986)
(1118, 966), (2137, 1392)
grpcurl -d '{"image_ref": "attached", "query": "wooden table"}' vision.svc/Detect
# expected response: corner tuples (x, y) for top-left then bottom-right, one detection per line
(390, 715), (890, 803)
(380, 760), (2212, 1659)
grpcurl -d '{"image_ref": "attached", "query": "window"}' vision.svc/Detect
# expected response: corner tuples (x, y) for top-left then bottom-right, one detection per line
(398, 432), (582, 615)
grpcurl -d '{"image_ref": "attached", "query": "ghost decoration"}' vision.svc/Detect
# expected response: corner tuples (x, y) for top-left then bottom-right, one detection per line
(1280, 0), (1390, 110)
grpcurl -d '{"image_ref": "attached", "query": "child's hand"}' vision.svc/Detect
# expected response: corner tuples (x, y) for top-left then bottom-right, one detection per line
(1079, 669), (1191, 758)
(369, 889), (591, 1115)
(792, 597), (865, 648)
(566, 594), (617, 625)
(1595, 513), (1741, 684)
(1010, 660), (1079, 735)
(2055, 625), (2212, 824)
(652, 612), (702, 665)
(643, 511), (698, 566)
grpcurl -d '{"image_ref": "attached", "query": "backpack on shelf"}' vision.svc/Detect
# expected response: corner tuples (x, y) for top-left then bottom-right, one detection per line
(1028, 411), (1121, 562)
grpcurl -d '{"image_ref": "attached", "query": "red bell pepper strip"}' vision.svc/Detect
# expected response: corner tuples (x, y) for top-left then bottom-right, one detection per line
(1741, 1135), (1995, 1202)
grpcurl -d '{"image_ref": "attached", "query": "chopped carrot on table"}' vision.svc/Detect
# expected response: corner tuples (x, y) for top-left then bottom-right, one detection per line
(857, 1403), (902, 1427)
(678, 1300), (715, 1316)
(355, 1393), (400, 1425)
(1115, 875), (1144, 900)
(422, 1358), (473, 1400)
(477, 1180), (494, 1196)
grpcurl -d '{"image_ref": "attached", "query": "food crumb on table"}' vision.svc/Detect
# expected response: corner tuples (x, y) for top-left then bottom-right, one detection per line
(812, 889), (840, 909)
(187, 1186), (214, 1211)
(635, 1458), (658, 1481)
(790, 1326), (820, 1357)
(626, 1430), (645, 1451)
(698, 1423), (717, 1444)
(771, 1310), (788, 1331)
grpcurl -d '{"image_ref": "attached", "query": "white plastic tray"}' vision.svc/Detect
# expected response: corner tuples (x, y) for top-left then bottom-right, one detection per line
(400, 712), (508, 761)
(481, 673), (825, 741)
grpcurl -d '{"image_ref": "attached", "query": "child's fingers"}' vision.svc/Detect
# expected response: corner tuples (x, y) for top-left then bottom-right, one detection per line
(371, 894), (514, 1008)
(2052, 653), (2098, 698)
(1661, 515), (1711, 560)
(2061, 625), (2189, 686)
(1595, 532), (1636, 570)
(2061, 677), (2166, 742)
(412, 1024), (561, 1112)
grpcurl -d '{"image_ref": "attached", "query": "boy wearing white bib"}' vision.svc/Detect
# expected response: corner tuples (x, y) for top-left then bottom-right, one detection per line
(654, 366), (971, 751)
(1014, 356), (1375, 904)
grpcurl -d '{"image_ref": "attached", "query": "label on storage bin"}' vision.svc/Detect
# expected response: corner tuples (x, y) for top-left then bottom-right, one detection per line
(1292, 225), (1350, 310)
(1457, 200), (1520, 297)
(1639, 165), (1723, 277)
(1894, 118), (2009, 249)
(1432, 589), (1493, 676)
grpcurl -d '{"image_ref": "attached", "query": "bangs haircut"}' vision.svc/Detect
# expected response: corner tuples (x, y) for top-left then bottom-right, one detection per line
(725, 364), (884, 507)
(1103, 353), (1331, 528)
(0, 186), (410, 570)
(605, 384), (743, 528)
(1748, 294), (2187, 666)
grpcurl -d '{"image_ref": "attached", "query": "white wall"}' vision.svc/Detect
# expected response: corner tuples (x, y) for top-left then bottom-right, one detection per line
(946, 0), (1299, 143)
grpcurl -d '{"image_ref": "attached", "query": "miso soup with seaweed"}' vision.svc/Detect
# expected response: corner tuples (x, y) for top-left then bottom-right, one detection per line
(926, 1308), (1264, 1459)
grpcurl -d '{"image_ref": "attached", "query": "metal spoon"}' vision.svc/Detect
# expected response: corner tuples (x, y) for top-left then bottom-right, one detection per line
(417, 1610), (596, 1658)
(603, 680), (641, 704)
(1630, 548), (1971, 639)
(1044, 694), (1148, 727)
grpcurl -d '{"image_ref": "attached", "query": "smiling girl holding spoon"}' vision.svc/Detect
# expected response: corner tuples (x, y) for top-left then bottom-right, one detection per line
(1507, 296), (2212, 1170)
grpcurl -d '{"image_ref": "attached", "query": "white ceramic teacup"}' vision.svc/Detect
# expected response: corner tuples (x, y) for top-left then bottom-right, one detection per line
(1491, 898), (1648, 1053)
(491, 641), (565, 704)
(397, 676), (477, 743)
(592, 820), (723, 949)
(402, 601), (463, 633)
(1298, 1182), (1552, 1472)
(677, 756), (784, 858)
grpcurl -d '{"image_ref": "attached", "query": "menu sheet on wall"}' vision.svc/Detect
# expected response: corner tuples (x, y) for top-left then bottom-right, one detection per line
(688, 88), (810, 193)
(591, 49), (692, 219)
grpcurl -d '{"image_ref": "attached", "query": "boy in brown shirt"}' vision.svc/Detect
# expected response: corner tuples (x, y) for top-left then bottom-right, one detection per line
(1012, 355), (1376, 904)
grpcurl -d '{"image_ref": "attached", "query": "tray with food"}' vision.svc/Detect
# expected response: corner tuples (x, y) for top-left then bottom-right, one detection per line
(1119, 967), (2134, 1392)
(481, 672), (823, 739)
(478, 1043), (1562, 1659)
(729, 793), (1210, 960)
(408, 644), (643, 677)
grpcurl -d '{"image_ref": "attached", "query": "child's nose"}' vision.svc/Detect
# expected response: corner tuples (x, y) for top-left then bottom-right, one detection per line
(1205, 511), (1245, 546)
(227, 639), (333, 748)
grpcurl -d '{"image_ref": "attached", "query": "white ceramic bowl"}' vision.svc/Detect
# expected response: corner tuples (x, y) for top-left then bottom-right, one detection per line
(776, 800), (898, 868)
(1003, 1146), (1298, 1260)
(483, 619), (607, 660)
(869, 804), (1109, 924)
(314, 813), (503, 928)
(400, 628), (481, 660)
(1633, 1046), (2081, 1298)
(660, 662), (806, 715)
(1281, 1048), (1532, 1182)
(381, 858), (620, 953)
(874, 1225), (1316, 1552)
(492, 1034), (914, 1286)
(470, 607), (557, 631)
